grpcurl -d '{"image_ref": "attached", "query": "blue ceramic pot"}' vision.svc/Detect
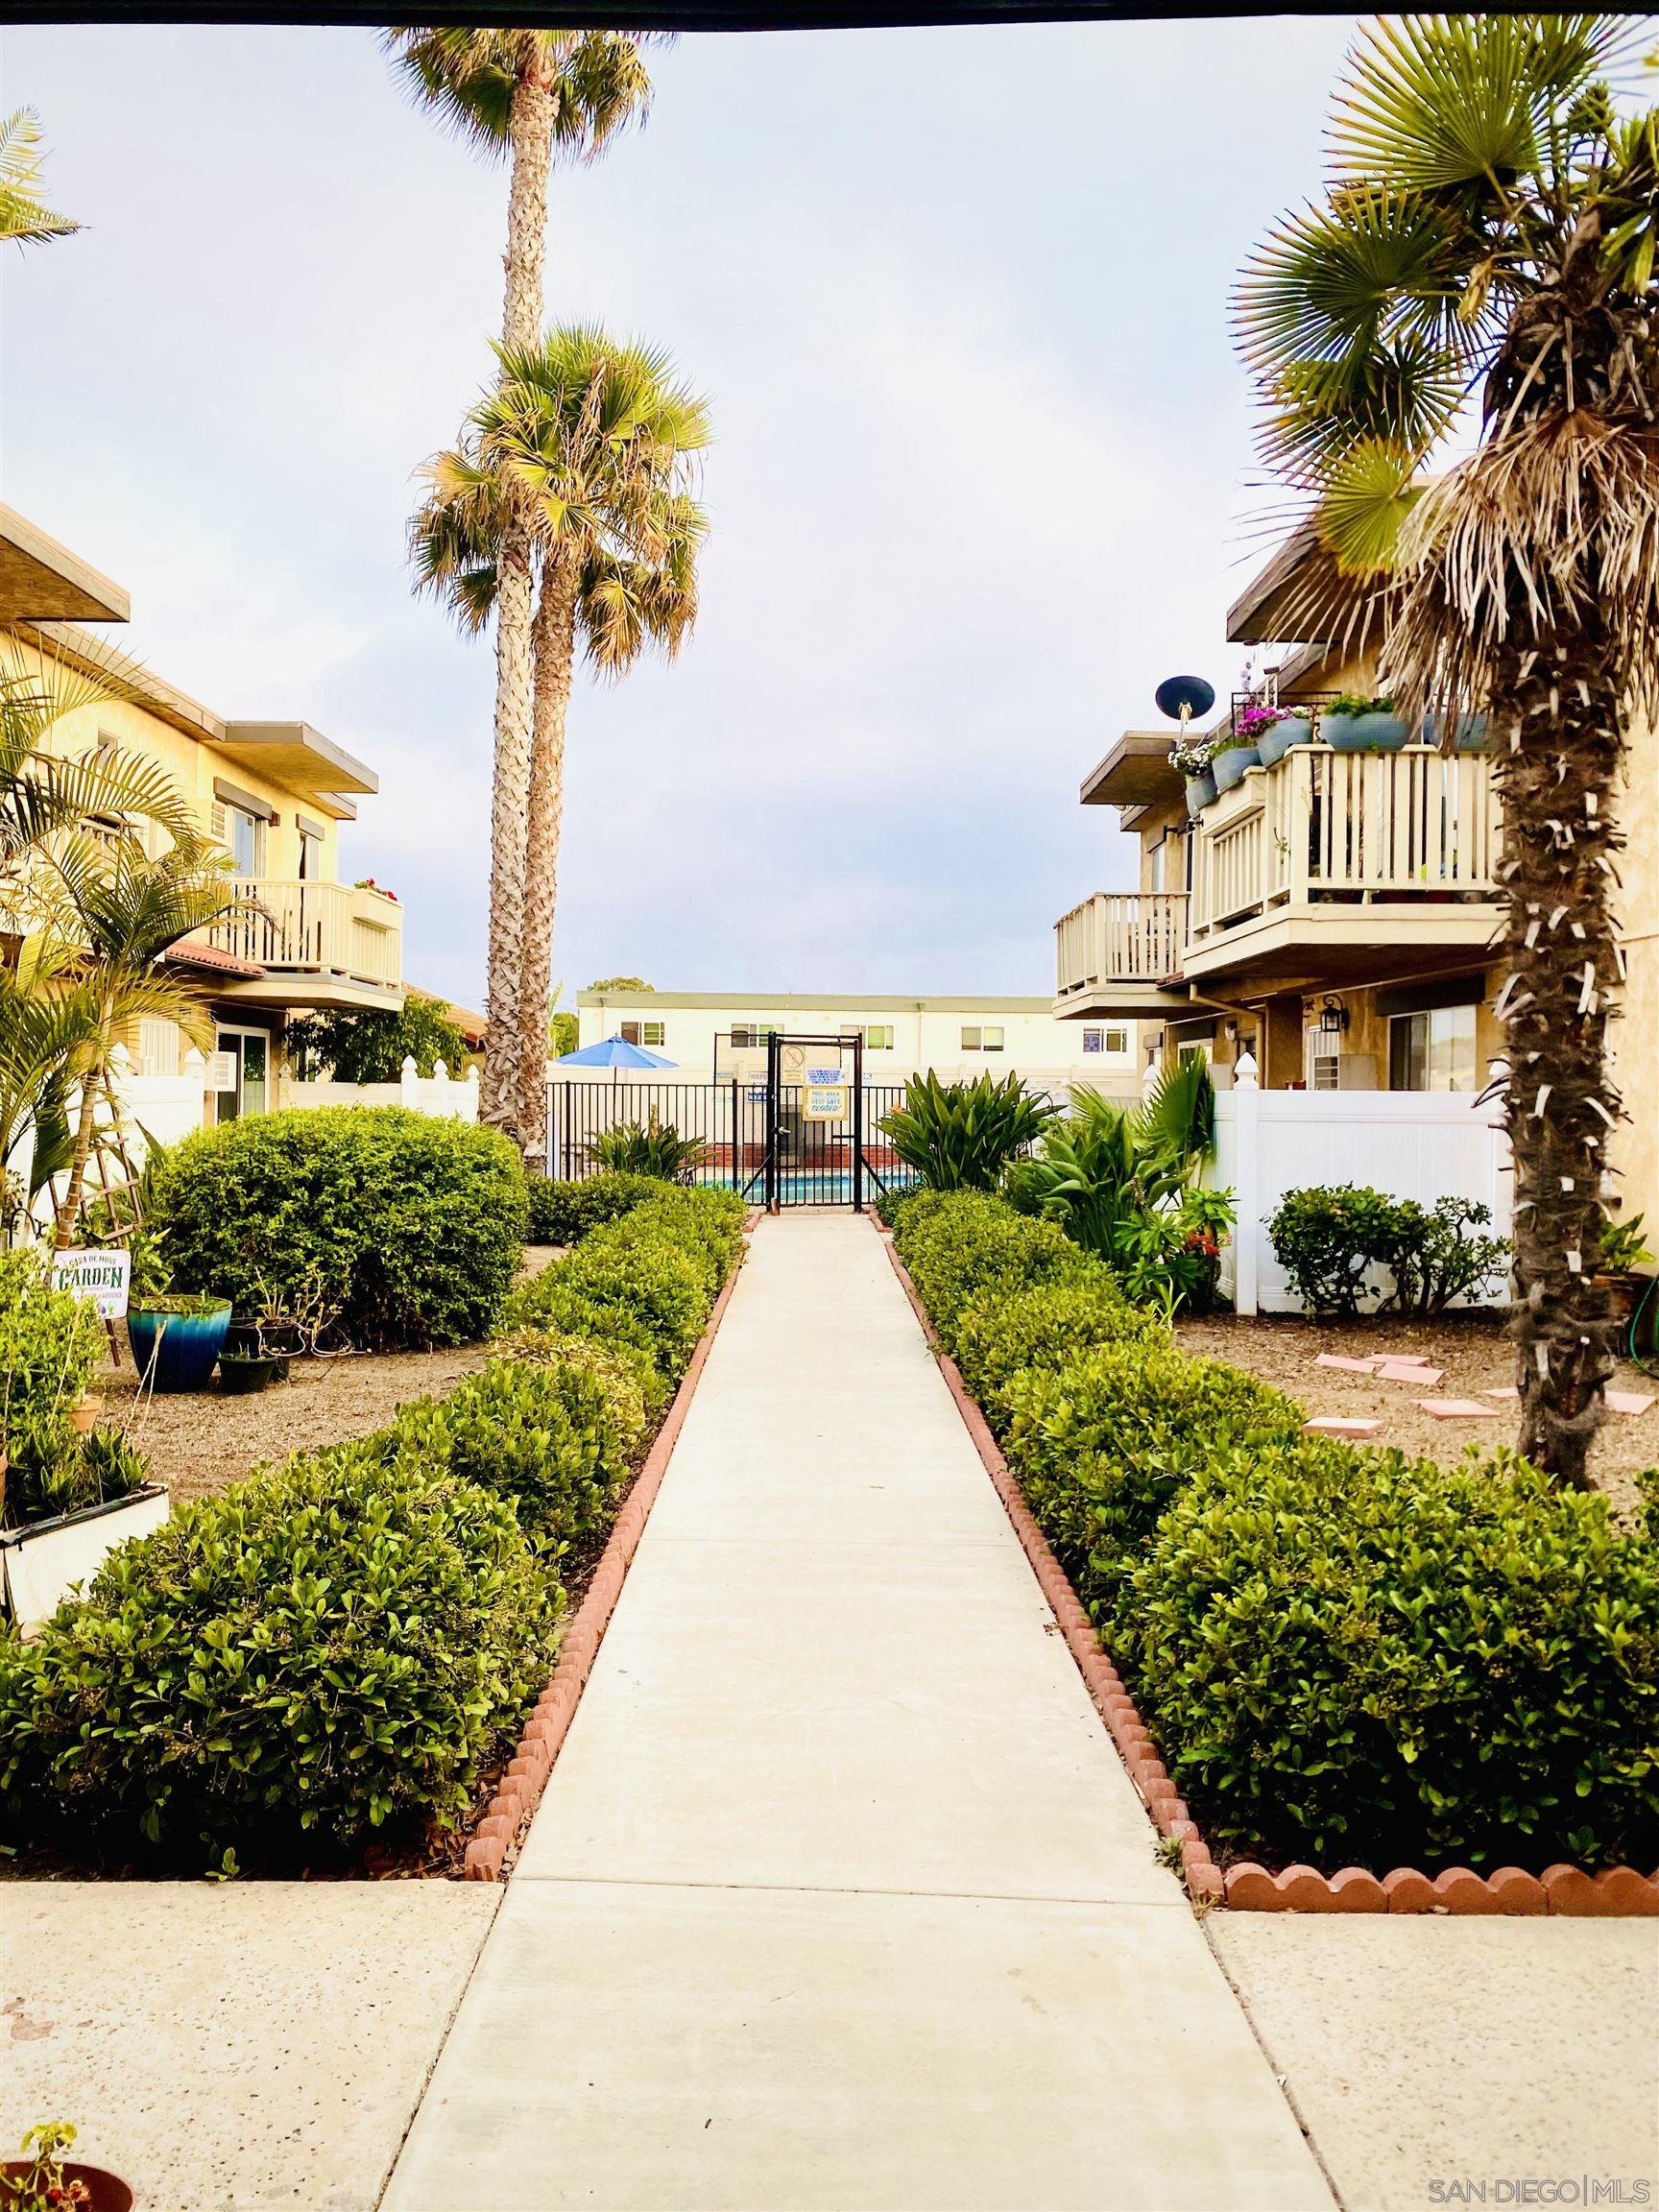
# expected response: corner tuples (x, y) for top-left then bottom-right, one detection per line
(1424, 711), (1488, 753)
(1185, 770), (1217, 814)
(127, 1299), (232, 1391)
(1255, 715), (1311, 766)
(1211, 745), (1261, 794)
(1323, 711), (1407, 754)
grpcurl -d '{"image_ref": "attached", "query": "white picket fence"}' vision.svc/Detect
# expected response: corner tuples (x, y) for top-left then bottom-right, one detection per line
(1210, 1055), (1512, 1315)
(282, 1058), (479, 1122)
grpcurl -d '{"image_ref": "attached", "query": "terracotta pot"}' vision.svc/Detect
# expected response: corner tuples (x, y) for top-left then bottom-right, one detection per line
(0, 2162), (132, 2212)
(69, 1394), (102, 1436)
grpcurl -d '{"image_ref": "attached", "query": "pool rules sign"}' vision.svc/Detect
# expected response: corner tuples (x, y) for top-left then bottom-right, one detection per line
(50, 1246), (131, 1319)
(802, 1059), (849, 1122)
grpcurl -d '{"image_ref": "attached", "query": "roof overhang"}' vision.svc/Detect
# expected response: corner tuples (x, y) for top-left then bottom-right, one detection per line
(165, 939), (265, 980)
(1053, 982), (1196, 1021)
(214, 721), (377, 797)
(1080, 733), (1184, 808)
(0, 506), (130, 626)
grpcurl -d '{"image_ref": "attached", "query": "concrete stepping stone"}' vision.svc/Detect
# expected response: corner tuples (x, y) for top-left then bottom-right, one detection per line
(1312, 1354), (1383, 1375)
(1483, 1385), (1518, 1400)
(1419, 1398), (1500, 1419)
(1377, 1359), (1445, 1386)
(1605, 1389), (1656, 1416)
(1303, 1416), (1382, 1439)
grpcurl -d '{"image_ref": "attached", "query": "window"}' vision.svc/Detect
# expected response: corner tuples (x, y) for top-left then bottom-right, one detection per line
(213, 1027), (270, 1122)
(1082, 1026), (1128, 1056)
(1388, 1004), (1478, 1093)
(298, 826), (323, 880)
(731, 1022), (778, 1049)
(1311, 1052), (1341, 1092)
(138, 1017), (181, 1078)
(861, 1024), (895, 1050)
(961, 1025), (1005, 1052)
(226, 805), (263, 878)
(620, 1020), (666, 1048)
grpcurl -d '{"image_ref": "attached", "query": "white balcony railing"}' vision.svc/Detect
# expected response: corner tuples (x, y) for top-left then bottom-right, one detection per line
(1189, 744), (1501, 942)
(1055, 891), (1188, 1002)
(204, 878), (402, 991)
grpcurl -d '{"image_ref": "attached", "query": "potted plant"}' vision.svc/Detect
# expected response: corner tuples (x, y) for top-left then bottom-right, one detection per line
(1320, 692), (1408, 752)
(223, 1266), (334, 1389)
(1254, 705), (1313, 765)
(1594, 1212), (1653, 1327)
(1, 1428), (166, 1631)
(0, 2122), (133, 2212)
(1170, 730), (1219, 813)
(1211, 701), (1275, 792)
(126, 1290), (232, 1392)
(1423, 709), (1489, 752)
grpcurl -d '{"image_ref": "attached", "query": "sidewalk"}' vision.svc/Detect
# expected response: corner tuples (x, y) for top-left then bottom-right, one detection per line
(381, 1214), (1332, 2212)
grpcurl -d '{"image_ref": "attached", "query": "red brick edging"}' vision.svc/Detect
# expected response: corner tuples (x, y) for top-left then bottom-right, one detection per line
(878, 1223), (1659, 1918)
(463, 1218), (757, 1882)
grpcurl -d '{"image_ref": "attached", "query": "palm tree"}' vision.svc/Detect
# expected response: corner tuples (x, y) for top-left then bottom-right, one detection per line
(411, 326), (709, 1152)
(0, 108), (78, 246)
(1235, 14), (1659, 1484)
(385, 28), (657, 1137)
(45, 831), (238, 1255)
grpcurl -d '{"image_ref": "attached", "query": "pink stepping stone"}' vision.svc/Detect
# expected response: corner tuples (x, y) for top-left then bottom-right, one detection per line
(1303, 1416), (1381, 1439)
(1377, 1360), (1445, 1386)
(1369, 1348), (1437, 1366)
(1313, 1354), (1382, 1374)
(1605, 1390), (1655, 1416)
(1419, 1398), (1500, 1419)
(1483, 1385), (1518, 1400)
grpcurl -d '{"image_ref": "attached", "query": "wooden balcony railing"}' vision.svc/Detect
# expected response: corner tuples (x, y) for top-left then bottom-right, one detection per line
(204, 878), (402, 990)
(1189, 745), (1501, 942)
(1055, 892), (1189, 1001)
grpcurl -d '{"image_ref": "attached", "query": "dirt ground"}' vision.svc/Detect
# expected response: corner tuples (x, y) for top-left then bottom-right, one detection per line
(1174, 1310), (1656, 1519)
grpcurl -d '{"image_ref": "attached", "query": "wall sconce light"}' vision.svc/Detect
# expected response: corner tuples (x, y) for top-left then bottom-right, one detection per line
(1318, 997), (1349, 1035)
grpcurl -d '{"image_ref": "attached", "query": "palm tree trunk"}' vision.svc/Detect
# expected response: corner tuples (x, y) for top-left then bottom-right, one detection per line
(52, 1046), (105, 1260)
(1491, 629), (1624, 1486)
(517, 556), (579, 1161)
(479, 68), (555, 1139)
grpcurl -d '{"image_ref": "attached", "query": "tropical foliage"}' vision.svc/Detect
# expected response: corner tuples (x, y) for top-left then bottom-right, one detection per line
(1235, 13), (1659, 1480)
(878, 1070), (1054, 1192)
(0, 108), (77, 246)
(283, 989), (467, 1084)
(585, 1111), (709, 1183)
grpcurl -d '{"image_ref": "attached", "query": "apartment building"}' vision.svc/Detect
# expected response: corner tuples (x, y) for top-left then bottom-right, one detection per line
(0, 504), (402, 1124)
(577, 988), (1139, 1095)
(1053, 522), (1658, 1223)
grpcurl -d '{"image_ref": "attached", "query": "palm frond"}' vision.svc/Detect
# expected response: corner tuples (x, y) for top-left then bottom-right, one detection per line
(0, 108), (78, 246)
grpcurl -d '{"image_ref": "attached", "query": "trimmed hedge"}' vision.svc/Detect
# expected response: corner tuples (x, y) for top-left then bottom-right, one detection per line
(525, 1171), (662, 1246)
(894, 1188), (1659, 1872)
(894, 1190), (1088, 1350)
(0, 1449), (556, 1856)
(155, 1108), (528, 1351)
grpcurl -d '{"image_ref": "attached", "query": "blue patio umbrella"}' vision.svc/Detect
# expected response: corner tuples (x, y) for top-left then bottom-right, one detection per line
(550, 1034), (678, 1076)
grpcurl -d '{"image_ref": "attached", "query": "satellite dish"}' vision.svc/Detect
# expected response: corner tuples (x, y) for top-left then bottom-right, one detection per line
(1154, 674), (1215, 725)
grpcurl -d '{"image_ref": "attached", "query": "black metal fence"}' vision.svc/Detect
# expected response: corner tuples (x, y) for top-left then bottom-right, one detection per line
(546, 1078), (922, 1207)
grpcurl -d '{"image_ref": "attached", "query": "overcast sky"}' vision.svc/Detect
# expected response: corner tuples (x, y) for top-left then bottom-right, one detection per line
(1, 15), (1356, 1011)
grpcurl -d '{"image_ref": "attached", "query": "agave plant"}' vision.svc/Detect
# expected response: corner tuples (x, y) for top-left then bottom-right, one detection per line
(878, 1070), (1054, 1192)
(586, 1112), (708, 1184)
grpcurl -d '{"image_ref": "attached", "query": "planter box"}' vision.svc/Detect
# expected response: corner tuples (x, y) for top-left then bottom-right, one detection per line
(1, 1482), (170, 1629)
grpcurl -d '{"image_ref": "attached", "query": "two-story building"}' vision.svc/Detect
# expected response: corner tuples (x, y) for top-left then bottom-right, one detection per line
(577, 988), (1140, 1096)
(1, 503), (402, 1124)
(1054, 523), (1658, 1223)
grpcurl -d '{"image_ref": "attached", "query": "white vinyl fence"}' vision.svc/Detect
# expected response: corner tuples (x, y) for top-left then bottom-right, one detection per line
(282, 1057), (479, 1122)
(1211, 1055), (1512, 1315)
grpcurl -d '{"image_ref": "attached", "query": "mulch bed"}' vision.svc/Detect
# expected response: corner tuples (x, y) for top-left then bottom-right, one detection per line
(1174, 1310), (1656, 1521)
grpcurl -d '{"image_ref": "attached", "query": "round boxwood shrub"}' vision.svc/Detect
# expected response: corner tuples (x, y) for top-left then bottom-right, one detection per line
(0, 1449), (556, 1859)
(154, 1107), (529, 1350)
(1127, 1443), (1659, 1870)
(525, 1171), (661, 1246)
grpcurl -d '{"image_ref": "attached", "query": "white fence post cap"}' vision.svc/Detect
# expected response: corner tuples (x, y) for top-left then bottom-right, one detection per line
(1234, 1050), (1261, 1091)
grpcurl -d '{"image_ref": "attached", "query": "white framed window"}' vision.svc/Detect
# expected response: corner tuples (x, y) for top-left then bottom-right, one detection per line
(861, 1024), (895, 1050)
(223, 804), (263, 877)
(961, 1025), (1005, 1052)
(1311, 1052), (1341, 1092)
(731, 1022), (778, 1049)
(1082, 1026), (1129, 1056)
(620, 1020), (665, 1048)
(213, 1026), (271, 1122)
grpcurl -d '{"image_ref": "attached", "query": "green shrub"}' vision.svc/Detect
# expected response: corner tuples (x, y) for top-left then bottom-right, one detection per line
(1128, 1444), (1659, 1868)
(155, 1108), (528, 1351)
(1382, 1196), (1511, 1315)
(383, 1355), (641, 1559)
(0, 1450), (556, 1858)
(504, 1276), (674, 1411)
(879, 1070), (1054, 1191)
(501, 1323), (660, 1434)
(894, 1189), (1086, 1348)
(525, 1171), (661, 1245)
(586, 1114), (709, 1183)
(873, 1182), (930, 1231)
(510, 1189), (742, 1382)
(0, 1252), (107, 1526)
(1001, 1343), (1303, 1602)
(629, 1185), (746, 1288)
(952, 1270), (1162, 1410)
(1265, 1184), (1399, 1316)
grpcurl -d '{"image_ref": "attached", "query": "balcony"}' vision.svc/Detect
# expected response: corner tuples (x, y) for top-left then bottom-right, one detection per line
(1183, 744), (1503, 987)
(1054, 892), (1193, 1018)
(198, 879), (404, 1011)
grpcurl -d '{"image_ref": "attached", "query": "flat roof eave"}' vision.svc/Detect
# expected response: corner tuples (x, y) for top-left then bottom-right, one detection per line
(0, 505), (130, 626)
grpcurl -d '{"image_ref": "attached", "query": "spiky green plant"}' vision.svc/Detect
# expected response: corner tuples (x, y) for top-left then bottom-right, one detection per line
(878, 1070), (1054, 1192)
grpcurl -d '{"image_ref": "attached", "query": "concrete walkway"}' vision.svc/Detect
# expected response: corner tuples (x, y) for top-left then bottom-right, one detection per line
(383, 1214), (1330, 2212)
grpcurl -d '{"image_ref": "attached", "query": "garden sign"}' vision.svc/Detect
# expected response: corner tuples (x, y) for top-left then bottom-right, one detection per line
(49, 1246), (131, 1319)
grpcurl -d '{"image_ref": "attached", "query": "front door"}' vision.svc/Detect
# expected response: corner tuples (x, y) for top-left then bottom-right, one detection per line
(214, 1026), (270, 1122)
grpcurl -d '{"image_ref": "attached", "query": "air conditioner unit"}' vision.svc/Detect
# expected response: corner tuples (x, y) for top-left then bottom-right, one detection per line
(1310, 1050), (1379, 1093)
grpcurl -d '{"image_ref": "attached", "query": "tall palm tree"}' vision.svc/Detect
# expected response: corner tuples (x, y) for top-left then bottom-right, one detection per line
(411, 326), (709, 1151)
(1235, 14), (1659, 1484)
(45, 830), (238, 1255)
(0, 108), (78, 246)
(385, 27), (657, 1135)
